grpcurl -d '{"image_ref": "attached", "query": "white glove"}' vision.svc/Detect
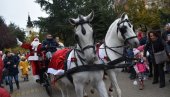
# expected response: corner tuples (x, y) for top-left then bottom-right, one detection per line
(16, 38), (23, 46)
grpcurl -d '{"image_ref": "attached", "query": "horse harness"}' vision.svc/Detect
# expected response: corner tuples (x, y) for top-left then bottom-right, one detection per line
(55, 18), (138, 82)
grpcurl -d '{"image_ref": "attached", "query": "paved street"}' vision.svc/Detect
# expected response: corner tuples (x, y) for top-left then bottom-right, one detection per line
(4, 69), (170, 97)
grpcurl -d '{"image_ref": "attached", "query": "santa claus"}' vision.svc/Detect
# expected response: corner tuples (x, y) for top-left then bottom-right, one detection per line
(17, 37), (45, 83)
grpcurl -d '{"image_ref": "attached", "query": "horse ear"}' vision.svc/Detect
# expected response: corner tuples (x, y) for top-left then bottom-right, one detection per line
(120, 12), (126, 20)
(69, 18), (76, 25)
(86, 10), (94, 22)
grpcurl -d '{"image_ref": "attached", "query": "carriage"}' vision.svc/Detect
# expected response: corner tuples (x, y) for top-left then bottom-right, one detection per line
(40, 11), (139, 97)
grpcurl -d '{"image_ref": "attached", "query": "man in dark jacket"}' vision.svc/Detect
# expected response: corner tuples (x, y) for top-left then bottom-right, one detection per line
(40, 34), (58, 84)
(42, 34), (58, 53)
(4, 51), (19, 93)
(42, 34), (59, 59)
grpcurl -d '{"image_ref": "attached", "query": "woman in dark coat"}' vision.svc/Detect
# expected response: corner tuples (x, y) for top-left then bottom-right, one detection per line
(144, 30), (166, 88)
(4, 51), (19, 93)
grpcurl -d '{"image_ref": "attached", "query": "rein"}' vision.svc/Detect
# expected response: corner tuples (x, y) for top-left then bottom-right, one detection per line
(103, 41), (138, 65)
(55, 62), (132, 81)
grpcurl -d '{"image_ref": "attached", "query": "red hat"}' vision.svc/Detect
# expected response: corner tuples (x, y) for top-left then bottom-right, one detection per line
(137, 45), (145, 51)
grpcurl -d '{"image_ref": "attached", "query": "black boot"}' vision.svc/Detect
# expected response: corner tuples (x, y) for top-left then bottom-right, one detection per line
(16, 81), (20, 89)
(5, 81), (9, 85)
(10, 89), (13, 94)
(9, 85), (13, 94)
(26, 75), (29, 81)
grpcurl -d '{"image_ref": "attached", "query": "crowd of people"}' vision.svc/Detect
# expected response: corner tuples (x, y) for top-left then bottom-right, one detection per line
(123, 23), (170, 90)
(0, 34), (64, 94)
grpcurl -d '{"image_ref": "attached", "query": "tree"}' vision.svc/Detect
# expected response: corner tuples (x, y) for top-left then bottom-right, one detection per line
(34, 0), (117, 46)
(8, 23), (25, 42)
(124, 0), (160, 29)
(159, 0), (170, 25)
(0, 16), (16, 50)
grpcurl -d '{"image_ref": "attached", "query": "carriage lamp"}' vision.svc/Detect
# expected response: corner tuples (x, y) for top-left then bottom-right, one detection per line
(71, 57), (77, 62)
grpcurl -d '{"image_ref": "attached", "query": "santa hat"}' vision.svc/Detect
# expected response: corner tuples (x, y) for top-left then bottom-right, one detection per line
(137, 45), (145, 51)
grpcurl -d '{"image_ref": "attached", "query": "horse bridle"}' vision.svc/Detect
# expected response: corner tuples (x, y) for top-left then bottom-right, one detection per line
(104, 19), (137, 61)
(74, 17), (96, 54)
(117, 19), (137, 44)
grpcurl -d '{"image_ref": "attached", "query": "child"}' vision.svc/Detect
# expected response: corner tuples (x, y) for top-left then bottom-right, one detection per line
(133, 45), (149, 90)
(19, 56), (30, 81)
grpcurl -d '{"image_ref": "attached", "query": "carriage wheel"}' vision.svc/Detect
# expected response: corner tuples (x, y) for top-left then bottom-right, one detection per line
(43, 72), (53, 97)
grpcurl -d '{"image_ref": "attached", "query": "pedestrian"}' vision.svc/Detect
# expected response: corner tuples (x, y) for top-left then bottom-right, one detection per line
(133, 46), (149, 90)
(19, 56), (30, 81)
(126, 47), (136, 79)
(0, 51), (4, 87)
(4, 51), (19, 93)
(0, 87), (11, 97)
(162, 23), (170, 74)
(144, 30), (167, 88)
(17, 37), (43, 83)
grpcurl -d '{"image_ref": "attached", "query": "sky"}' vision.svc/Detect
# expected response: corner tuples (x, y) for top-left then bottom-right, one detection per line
(0, 0), (48, 31)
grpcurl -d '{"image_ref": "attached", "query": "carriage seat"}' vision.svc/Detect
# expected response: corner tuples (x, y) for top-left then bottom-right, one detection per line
(47, 48), (72, 75)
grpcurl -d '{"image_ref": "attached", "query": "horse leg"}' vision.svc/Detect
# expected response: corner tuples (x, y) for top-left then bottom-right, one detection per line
(57, 84), (66, 97)
(107, 70), (121, 97)
(57, 80), (67, 97)
(74, 83), (84, 97)
(95, 81), (109, 97)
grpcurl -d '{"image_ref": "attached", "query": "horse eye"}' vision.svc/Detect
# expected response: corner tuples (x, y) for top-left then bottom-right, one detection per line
(120, 26), (127, 34)
(75, 34), (79, 42)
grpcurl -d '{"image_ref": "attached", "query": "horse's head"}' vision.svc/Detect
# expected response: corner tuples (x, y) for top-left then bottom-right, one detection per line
(69, 11), (96, 64)
(116, 13), (139, 47)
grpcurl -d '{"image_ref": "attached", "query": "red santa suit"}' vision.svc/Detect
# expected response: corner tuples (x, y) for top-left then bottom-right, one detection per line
(17, 38), (43, 80)
(0, 87), (11, 97)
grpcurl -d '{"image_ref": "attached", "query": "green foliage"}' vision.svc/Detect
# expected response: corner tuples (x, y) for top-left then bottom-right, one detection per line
(123, 0), (161, 29)
(8, 23), (25, 42)
(34, 0), (117, 46)
(158, 0), (170, 27)
(113, 0), (170, 30)
(0, 16), (17, 50)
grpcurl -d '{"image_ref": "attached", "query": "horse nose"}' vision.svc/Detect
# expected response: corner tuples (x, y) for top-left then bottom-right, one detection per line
(86, 54), (96, 64)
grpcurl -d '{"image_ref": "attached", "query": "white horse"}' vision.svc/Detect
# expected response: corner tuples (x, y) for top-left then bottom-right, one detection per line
(98, 13), (139, 97)
(50, 11), (108, 97)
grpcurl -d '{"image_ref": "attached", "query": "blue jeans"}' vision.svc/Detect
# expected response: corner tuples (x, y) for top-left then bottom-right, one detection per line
(5, 76), (9, 84)
(8, 74), (19, 91)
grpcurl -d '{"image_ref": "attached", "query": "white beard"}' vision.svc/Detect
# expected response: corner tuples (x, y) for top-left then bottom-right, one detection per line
(31, 41), (40, 51)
